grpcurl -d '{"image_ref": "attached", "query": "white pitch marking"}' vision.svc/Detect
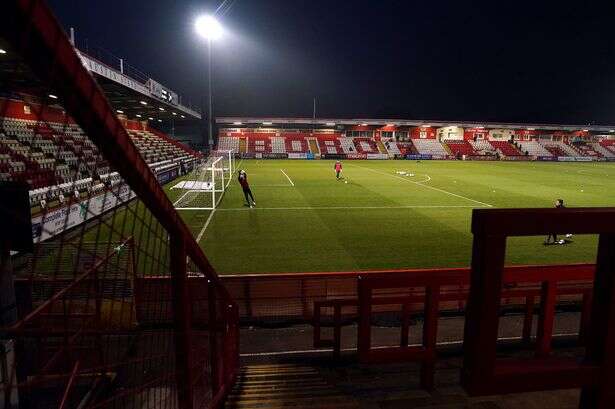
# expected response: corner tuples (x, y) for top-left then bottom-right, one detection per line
(217, 205), (479, 211)
(280, 169), (295, 186)
(172, 190), (192, 207)
(349, 163), (493, 208)
(196, 209), (216, 242)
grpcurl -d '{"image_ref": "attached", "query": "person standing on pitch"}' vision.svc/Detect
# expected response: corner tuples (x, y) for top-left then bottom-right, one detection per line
(238, 170), (256, 208)
(334, 160), (343, 180)
(545, 198), (565, 244)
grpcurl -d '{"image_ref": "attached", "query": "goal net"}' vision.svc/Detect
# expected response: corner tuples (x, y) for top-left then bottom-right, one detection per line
(173, 150), (235, 210)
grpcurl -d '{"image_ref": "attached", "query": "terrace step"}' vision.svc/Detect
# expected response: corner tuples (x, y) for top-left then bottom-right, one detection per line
(226, 364), (359, 409)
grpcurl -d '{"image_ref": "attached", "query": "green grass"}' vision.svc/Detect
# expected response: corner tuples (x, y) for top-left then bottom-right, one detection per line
(166, 160), (615, 275)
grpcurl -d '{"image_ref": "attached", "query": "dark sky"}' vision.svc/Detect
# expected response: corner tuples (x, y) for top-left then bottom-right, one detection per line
(48, 0), (615, 124)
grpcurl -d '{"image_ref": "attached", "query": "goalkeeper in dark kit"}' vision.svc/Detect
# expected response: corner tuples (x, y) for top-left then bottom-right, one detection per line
(238, 170), (256, 208)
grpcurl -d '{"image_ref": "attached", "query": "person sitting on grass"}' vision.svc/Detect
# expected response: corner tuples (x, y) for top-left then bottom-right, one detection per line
(334, 160), (343, 180)
(238, 170), (256, 208)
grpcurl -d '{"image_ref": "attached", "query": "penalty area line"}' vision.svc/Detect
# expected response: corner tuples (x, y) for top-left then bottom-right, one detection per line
(280, 169), (295, 186)
(348, 163), (493, 208)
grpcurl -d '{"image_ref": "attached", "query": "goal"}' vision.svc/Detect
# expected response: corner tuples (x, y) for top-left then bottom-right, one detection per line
(173, 150), (235, 210)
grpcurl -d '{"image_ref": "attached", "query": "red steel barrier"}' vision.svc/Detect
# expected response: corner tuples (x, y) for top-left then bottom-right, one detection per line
(0, 1), (238, 407)
(463, 208), (615, 409)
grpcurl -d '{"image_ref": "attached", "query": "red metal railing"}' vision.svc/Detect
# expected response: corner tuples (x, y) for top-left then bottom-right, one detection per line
(462, 208), (615, 408)
(0, 1), (238, 407)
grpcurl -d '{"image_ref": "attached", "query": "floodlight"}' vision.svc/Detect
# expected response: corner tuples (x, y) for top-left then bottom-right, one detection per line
(195, 15), (223, 40)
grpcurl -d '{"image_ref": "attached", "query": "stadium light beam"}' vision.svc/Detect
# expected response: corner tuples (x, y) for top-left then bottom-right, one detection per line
(0, 49), (6, 54)
(195, 14), (223, 152)
(48, 94), (58, 99)
(139, 100), (148, 105)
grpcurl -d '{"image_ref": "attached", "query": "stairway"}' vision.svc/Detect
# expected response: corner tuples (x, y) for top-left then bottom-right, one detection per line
(308, 139), (320, 155)
(239, 138), (247, 154)
(376, 140), (388, 154)
(225, 364), (360, 409)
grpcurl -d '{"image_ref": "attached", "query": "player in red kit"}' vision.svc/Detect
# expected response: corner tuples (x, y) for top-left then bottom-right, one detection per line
(238, 170), (256, 208)
(334, 161), (342, 180)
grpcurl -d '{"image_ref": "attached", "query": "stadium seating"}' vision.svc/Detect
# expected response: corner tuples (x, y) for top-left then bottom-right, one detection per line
(539, 140), (579, 157)
(412, 139), (448, 156)
(599, 140), (615, 156)
(270, 136), (286, 153)
(383, 140), (400, 155)
(353, 138), (380, 154)
(218, 136), (240, 152)
(127, 128), (198, 163)
(488, 140), (523, 156)
(315, 133), (344, 155)
(470, 140), (496, 156)
(244, 133), (273, 153)
(592, 141), (615, 158)
(282, 134), (310, 153)
(574, 143), (602, 158)
(444, 140), (476, 157)
(396, 141), (418, 156)
(0, 103), (199, 208)
(516, 140), (552, 156)
(339, 137), (355, 154)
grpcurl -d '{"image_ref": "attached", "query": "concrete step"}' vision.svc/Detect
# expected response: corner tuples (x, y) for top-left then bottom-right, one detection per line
(226, 364), (360, 409)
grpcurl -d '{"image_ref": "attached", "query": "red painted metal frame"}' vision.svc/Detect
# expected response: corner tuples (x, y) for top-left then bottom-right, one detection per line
(312, 264), (592, 357)
(353, 264), (593, 391)
(0, 1), (238, 407)
(462, 208), (615, 408)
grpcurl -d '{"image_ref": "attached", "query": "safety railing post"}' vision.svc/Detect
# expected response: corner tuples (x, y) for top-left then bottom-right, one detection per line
(170, 236), (194, 409)
(208, 279), (220, 394)
(579, 233), (615, 408)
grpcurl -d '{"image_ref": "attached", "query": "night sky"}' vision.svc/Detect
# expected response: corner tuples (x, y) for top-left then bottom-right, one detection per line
(48, 0), (615, 124)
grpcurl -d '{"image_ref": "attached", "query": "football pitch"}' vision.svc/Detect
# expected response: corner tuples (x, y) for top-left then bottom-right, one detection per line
(167, 160), (615, 275)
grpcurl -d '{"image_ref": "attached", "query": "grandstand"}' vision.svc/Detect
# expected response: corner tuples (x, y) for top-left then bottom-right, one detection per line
(216, 119), (615, 162)
(4, 2), (615, 409)
(0, 98), (200, 213)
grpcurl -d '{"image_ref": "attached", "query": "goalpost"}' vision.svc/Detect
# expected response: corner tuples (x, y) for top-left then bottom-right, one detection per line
(172, 150), (235, 210)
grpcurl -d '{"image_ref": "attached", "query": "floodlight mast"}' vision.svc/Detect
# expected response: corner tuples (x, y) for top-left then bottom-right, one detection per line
(195, 15), (222, 152)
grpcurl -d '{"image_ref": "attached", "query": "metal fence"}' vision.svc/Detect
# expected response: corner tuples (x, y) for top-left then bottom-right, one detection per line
(0, 1), (237, 408)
